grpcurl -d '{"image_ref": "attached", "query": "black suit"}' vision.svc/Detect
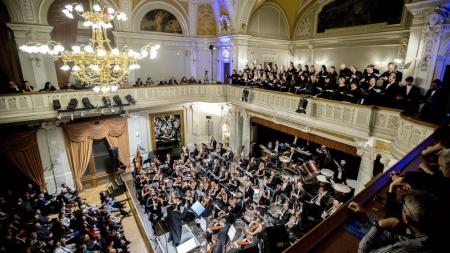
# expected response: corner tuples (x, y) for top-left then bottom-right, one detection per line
(397, 85), (421, 114)
(210, 139), (217, 149)
(380, 70), (403, 82)
(382, 81), (400, 108)
(419, 88), (449, 124)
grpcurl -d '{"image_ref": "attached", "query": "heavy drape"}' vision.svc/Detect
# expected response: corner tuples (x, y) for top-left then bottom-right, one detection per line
(0, 130), (46, 190)
(63, 118), (130, 191)
(0, 2), (23, 86)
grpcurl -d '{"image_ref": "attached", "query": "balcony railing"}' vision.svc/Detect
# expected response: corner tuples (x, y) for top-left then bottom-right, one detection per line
(0, 85), (436, 158)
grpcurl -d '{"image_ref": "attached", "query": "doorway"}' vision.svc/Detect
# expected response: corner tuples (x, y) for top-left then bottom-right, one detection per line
(223, 62), (230, 84)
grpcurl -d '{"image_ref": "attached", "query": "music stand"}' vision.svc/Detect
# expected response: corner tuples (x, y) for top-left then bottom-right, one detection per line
(191, 201), (206, 216)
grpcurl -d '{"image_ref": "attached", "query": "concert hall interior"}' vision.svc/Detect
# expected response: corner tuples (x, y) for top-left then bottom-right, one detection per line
(0, 1), (450, 253)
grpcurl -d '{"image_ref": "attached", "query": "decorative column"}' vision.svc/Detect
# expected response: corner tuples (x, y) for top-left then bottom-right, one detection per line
(355, 140), (374, 194)
(7, 23), (58, 89)
(404, 1), (450, 90)
(37, 125), (74, 193)
(118, 0), (132, 31)
(231, 35), (250, 72)
(241, 110), (251, 156)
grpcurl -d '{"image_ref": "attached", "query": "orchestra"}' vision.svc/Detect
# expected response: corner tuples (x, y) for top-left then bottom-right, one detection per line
(131, 137), (354, 252)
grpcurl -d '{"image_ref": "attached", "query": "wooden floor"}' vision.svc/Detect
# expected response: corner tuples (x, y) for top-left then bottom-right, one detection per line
(80, 184), (150, 253)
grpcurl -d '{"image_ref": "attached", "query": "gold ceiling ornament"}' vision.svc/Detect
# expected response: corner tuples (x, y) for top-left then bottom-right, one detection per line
(19, 2), (160, 95)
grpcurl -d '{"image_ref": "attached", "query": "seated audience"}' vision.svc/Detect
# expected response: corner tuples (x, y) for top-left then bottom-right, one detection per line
(21, 81), (35, 92)
(39, 82), (57, 92)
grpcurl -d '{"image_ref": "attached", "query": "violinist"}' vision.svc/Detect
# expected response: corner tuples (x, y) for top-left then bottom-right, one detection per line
(243, 181), (254, 205)
(286, 209), (302, 236)
(245, 216), (263, 239)
(146, 193), (163, 222)
(255, 162), (266, 179)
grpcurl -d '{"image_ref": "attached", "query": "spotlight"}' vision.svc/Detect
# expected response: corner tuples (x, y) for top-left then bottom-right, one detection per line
(113, 95), (122, 106)
(102, 96), (112, 107)
(296, 98), (308, 114)
(67, 98), (78, 110)
(125, 94), (135, 104)
(53, 99), (61, 110)
(82, 97), (94, 109)
(241, 89), (250, 102)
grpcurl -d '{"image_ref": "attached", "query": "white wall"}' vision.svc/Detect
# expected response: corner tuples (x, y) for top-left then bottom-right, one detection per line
(127, 114), (151, 162)
(134, 47), (191, 83)
(310, 45), (400, 72)
(248, 4), (289, 40)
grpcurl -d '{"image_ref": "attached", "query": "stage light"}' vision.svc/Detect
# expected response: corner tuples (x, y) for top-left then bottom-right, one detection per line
(82, 97), (94, 109)
(296, 98), (308, 114)
(241, 89), (250, 102)
(103, 96), (112, 107)
(125, 94), (136, 104)
(67, 98), (78, 110)
(209, 44), (216, 51)
(113, 95), (123, 106)
(53, 99), (61, 110)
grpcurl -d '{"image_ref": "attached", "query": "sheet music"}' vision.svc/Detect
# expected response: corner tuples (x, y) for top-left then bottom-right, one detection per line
(199, 217), (207, 232)
(227, 224), (236, 240)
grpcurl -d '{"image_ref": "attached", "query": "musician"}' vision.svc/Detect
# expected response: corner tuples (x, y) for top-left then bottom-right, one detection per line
(243, 181), (254, 205)
(380, 62), (403, 83)
(246, 157), (258, 173)
(164, 153), (173, 169)
(321, 197), (342, 219)
(210, 136), (217, 150)
(316, 145), (332, 169)
(290, 180), (306, 201)
(333, 164), (347, 184)
(396, 76), (421, 115)
(381, 73), (400, 108)
(332, 77), (348, 101)
(266, 171), (280, 188)
(146, 194), (163, 222)
(273, 176), (292, 202)
(312, 185), (330, 210)
(246, 216), (264, 239)
(275, 202), (291, 224)
(361, 77), (382, 105)
(191, 144), (200, 158)
(349, 66), (363, 85)
(255, 162), (266, 179)
(286, 209), (303, 236)
(362, 64), (380, 88)
(212, 219), (231, 253)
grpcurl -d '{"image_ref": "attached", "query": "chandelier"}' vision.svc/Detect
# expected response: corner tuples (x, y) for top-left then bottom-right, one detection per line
(19, 2), (160, 95)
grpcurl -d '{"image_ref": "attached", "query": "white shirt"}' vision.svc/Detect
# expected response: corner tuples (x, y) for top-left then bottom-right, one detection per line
(406, 85), (412, 95)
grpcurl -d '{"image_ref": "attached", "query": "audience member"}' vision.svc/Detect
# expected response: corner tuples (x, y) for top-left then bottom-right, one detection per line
(396, 76), (421, 114)
(39, 82), (57, 92)
(419, 79), (449, 124)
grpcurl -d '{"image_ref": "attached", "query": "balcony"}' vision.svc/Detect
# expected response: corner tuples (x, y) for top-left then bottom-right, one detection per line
(0, 85), (436, 158)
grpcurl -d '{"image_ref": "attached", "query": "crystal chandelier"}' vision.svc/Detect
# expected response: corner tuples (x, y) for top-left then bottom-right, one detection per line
(19, 2), (160, 95)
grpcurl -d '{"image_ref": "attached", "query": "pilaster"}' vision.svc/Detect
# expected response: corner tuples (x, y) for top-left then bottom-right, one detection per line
(7, 23), (58, 89)
(404, 0), (450, 90)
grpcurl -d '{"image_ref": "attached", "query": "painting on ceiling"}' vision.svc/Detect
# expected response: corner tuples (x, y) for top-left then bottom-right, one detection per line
(317, 0), (404, 33)
(197, 3), (217, 36)
(140, 9), (182, 34)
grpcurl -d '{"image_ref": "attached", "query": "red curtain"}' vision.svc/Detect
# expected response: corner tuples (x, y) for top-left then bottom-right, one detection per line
(0, 130), (46, 191)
